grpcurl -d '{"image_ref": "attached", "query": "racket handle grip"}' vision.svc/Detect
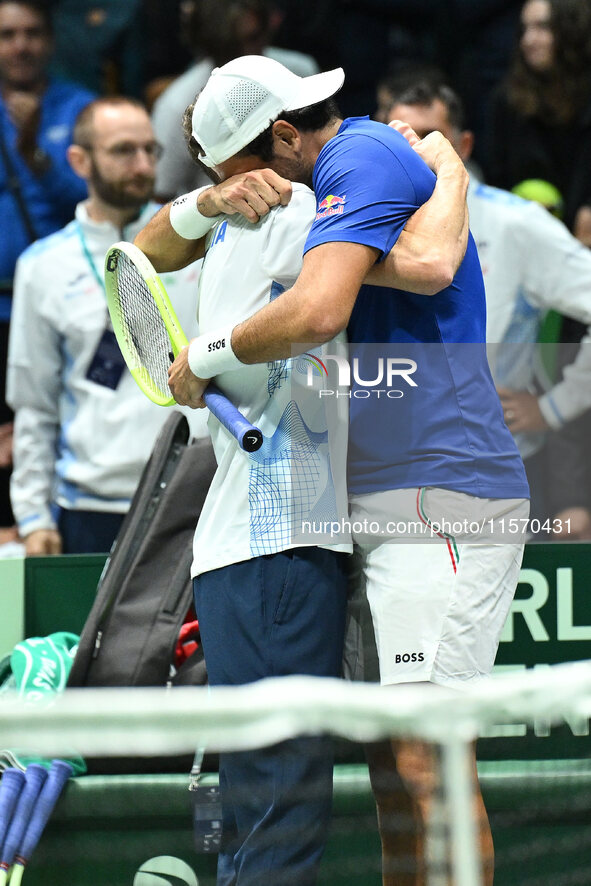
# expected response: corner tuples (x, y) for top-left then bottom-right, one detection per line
(203, 384), (263, 452)
(1, 765), (47, 868)
(0, 769), (26, 852)
(16, 760), (73, 865)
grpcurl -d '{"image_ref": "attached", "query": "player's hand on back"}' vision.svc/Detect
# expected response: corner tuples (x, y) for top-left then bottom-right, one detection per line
(198, 169), (292, 224)
(389, 119), (421, 147)
(389, 120), (464, 177)
(413, 131), (464, 176)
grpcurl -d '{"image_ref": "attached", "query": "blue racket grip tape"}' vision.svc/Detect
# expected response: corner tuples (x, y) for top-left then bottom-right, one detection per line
(204, 384), (263, 452)
(1, 765), (47, 867)
(16, 761), (73, 864)
(0, 769), (26, 851)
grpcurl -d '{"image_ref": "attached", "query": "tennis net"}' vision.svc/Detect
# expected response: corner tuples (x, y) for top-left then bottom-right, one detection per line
(0, 661), (590, 886)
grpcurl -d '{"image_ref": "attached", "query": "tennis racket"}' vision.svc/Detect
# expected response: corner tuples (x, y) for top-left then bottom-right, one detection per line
(8, 760), (73, 886)
(0, 765), (47, 886)
(104, 241), (263, 453)
(0, 769), (25, 862)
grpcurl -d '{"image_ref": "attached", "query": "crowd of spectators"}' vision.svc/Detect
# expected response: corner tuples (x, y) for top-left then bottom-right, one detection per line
(1, 0), (591, 550)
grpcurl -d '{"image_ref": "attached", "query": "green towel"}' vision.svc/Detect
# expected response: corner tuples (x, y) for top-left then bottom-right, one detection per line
(0, 633), (86, 775)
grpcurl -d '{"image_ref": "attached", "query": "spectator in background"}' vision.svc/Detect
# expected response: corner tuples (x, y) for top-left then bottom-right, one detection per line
(0, 0), (94, 281)
(47, 0), (145, 98)
(141, 0), (194, 110)
(151, 0), (319, 202)
(387, 77), (591, 532)
(291, 0), (519, 152)
(269, 0), (339, 71)
(486, 0), (591, 231)
(374, 64), (444, 124)
(447, 0), (522, 172)
(547, 199), (591, 540)
(0, 0), (95, 532)
(7, 97), (203, 556)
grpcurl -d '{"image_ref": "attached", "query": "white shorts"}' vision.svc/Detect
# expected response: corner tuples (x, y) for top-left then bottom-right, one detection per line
(347, 487), (528, 689)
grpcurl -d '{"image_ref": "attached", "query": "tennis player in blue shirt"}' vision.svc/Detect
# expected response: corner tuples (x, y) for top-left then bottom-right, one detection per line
(137, 55), (529, 886)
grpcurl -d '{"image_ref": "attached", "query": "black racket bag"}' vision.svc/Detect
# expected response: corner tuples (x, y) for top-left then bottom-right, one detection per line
(67, 410), (217, 772)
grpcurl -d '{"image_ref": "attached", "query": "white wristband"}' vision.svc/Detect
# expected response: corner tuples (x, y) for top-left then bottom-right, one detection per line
(188, 328), (243, 377)
(169, 187), (220, 240)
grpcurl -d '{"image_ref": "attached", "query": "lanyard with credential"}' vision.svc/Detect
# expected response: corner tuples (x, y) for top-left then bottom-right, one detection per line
(76, 220), (127, 390)
(76, 220), (105, 291)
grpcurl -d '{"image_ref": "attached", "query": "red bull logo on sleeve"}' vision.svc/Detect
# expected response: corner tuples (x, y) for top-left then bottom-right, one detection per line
(316, 194), (346, 219)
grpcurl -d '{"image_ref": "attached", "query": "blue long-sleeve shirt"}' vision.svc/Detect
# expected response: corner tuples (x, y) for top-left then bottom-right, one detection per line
(0, 77), (95, 319)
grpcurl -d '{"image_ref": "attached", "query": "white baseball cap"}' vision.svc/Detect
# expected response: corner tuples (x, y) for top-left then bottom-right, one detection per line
(191, 55), (345, 168)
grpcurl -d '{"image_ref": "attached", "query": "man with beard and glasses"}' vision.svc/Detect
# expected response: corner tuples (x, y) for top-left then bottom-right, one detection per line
(6, 96), (203, 555)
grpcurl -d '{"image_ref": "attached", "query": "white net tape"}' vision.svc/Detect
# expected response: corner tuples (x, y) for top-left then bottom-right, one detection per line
(1, 660), (590, 886)
(0, 660), (590, 758)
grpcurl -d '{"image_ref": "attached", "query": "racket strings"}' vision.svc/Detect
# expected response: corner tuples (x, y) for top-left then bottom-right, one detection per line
(114, 253), (173, 397)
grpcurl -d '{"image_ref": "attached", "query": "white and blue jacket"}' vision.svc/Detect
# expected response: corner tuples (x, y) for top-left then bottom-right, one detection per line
(469, 180), (591, 459)
(7, 201), (203, 537)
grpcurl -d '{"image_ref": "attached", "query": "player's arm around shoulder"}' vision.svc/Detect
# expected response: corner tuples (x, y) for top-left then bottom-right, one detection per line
(135, 169), (292, 272)
(170, 233), (378, 407)
(232, 239), (380, 363)
(366, 124), (469, 295)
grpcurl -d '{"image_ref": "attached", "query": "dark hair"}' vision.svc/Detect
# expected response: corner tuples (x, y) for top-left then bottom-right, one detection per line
(73, 96), (147, 147)
(237, 97), (341, 161)
(0, 0), (52, 30)
(183, 96), (341, 169)
(506, 0), (591, 122)
(185, 0), (271, 64)
(378, 76), (466, 132)
(181, 100), (222, 184)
